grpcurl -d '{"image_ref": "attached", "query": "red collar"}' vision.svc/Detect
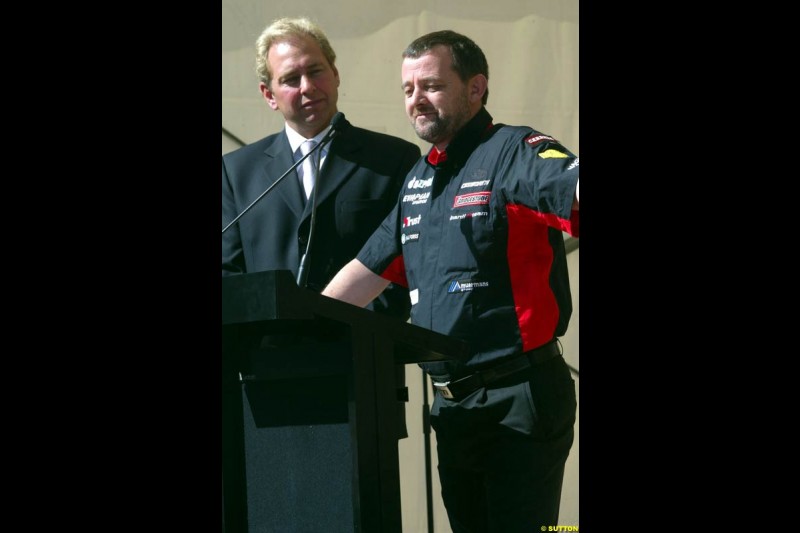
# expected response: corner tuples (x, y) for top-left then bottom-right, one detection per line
(427, 147), (448, 166)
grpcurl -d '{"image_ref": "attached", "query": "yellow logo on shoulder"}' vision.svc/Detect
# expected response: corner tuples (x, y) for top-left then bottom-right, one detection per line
(538, 149), (568, 159)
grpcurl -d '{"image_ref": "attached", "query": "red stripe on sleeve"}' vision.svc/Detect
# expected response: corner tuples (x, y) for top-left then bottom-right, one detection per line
(506, 204), (561, 351)
(380, 255), (408, 288)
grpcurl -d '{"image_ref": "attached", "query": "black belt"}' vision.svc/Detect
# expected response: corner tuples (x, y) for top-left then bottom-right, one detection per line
(432, 340), (561, 400)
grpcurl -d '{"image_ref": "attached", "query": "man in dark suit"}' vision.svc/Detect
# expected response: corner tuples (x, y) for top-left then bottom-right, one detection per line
(222, 17), (419, 318)
(222, 17), (420, 529)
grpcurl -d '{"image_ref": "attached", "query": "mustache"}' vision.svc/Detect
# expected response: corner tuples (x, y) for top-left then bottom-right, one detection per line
(413, 109), (437, 119)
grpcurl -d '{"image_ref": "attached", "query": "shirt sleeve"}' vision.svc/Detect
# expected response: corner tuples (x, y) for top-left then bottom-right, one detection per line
(505, 132), (579, 237)
(356, 200), (405, 280)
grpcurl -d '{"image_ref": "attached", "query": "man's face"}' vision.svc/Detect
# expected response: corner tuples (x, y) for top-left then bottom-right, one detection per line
(401, 45), (473, 149)
(260, 35), (340, 138)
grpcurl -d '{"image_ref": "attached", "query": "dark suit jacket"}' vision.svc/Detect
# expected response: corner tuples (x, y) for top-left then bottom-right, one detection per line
(222, 117), (419, 320)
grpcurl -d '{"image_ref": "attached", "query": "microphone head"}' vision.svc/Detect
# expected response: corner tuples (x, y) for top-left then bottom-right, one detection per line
(330, 111), (345, 130)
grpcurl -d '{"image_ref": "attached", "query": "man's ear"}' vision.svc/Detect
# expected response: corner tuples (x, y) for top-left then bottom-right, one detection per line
(469, 74), (488, 103)
(259, 82), (279, 111)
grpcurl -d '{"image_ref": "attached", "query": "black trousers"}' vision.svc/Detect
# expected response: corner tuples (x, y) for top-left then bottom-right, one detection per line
(430, 354), (577, 533)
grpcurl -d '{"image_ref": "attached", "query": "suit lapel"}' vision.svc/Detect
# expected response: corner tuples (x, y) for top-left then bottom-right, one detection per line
(301, 129), (360, 219)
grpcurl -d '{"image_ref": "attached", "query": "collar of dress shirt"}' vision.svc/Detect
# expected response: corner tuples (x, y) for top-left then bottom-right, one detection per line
(285, 123), (332, 161)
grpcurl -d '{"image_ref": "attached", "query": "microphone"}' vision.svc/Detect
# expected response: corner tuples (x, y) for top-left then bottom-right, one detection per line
(296, 112), (346, 288)
(221, 112), (346, 235)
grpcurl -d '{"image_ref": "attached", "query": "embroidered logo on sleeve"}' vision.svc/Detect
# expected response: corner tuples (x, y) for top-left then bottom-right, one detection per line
(538, 149), (568, 159)
(524, 134), (557, 147)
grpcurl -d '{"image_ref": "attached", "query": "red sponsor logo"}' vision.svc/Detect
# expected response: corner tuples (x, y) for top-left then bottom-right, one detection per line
(524, 134), (557, 147)
(453, 192), (490, 208)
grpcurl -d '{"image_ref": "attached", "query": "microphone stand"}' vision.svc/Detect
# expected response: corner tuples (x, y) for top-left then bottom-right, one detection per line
(221, 142), (325, 235)
(296, 128), (338, 288)
(223, 112), (344, 236)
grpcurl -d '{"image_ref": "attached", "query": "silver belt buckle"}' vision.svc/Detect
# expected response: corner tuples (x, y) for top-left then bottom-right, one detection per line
(433, 381), (454, 399)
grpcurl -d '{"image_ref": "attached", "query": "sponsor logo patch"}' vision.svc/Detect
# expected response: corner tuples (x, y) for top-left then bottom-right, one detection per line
(407, 176), (433, 190)
(447, 279), (489, 293)
(401, 232), (419, 244)
(403, 191), (431, 204)
(567, 158), (579, 170)
(538, 149), (568, 159)
(524, 134), (557, 147)
(449, 211), (488, 221)
(453, 192), (490, 208)
(461, 179), (491, 189)
(402, 214), (421, 228)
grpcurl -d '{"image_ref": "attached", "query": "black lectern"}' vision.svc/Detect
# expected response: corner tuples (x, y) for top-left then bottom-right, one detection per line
(222, 270), (467, 533)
